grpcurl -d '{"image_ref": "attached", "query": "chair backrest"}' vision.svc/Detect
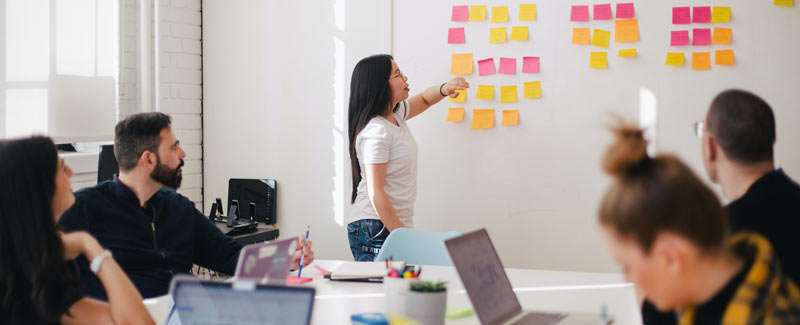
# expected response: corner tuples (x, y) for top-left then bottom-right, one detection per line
(97, 144), (118, 184)
(374, 228), (461, 266)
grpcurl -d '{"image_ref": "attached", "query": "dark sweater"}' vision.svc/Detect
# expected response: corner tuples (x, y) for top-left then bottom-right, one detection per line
(58, 179), (242, 299)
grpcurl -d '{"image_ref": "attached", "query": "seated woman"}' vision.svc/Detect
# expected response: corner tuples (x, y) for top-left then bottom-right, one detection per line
(597, 123), (800, 324)
(0, 136), (154, 324)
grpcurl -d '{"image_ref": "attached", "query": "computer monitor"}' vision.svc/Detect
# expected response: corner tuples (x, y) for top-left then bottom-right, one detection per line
(228, 178), (277, 224)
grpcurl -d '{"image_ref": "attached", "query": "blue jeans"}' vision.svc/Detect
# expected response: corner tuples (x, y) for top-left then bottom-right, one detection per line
(347, 219), (389, 261)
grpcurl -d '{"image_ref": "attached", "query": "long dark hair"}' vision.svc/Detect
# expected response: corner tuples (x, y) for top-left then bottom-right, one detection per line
(0, 136), (80, 321)
(348, 54), (394, 203)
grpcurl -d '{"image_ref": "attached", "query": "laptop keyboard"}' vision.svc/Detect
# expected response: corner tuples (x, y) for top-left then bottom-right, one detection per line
(510, 312), (569, 325)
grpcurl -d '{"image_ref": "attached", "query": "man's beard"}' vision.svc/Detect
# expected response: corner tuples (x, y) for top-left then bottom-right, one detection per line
(151, 156), (184, 189)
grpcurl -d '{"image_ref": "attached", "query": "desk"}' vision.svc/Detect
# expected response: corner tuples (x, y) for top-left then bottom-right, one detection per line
(145, 260), (642, 324)
(215, 223), (279, 246)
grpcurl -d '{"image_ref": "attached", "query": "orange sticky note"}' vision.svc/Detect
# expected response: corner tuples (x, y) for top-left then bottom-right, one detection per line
(692, 52), (711, 71)
(470, 5), (487, 21)
(573, 28), (590, 45)
(614, 19), (640, 43)
(471, 109), (495, 130)
(711, 6), (731, 23)
(490, 27), (508, 44)
(519, 3), (537, 21)
(451, 53), (473, 76)
(447, 108), (466, 122)
(591, 29), (611, 48)
(665, 52), (685, 66)
(524, 81), (541, 99)
(712, 28), (732, 45)
(476, 85), (495, 100)
(492, 6), (510, 23)
(448, 89), (466, 103)
(502, 110), (520, 127)
(500, 85), (518, 104)
(511, 26), (530, 41)
(590, 52), (609, 69)
(715, 49), (735, 66)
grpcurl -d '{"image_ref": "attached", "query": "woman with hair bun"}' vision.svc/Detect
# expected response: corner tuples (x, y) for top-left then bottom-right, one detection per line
(597, 122), (800, 324)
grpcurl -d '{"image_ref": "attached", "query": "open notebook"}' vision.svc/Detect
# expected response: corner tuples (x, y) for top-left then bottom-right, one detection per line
(328, 262), (386, 282)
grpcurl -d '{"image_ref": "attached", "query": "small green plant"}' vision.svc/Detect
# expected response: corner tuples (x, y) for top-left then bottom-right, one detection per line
(409, 280), (447, 293)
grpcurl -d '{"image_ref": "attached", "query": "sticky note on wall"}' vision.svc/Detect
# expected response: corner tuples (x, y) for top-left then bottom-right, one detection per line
(470, 5), (487, 21)
(673, 7), (691, 24)
(616, 3), (635, 19)
(692, 52), (711, 70)
(449, 89), (467, 103)
(774, 0), (794, 7)
(490, 27), (508, 44)
(451, 53), (473, 76)
(452, 5), (469, 22)
(591, 29), (611, 48)
(492, 6), (510, 23)
(615, 19), (640, 43)
(476, 85), (495, 100)
(448, 28), (465, 44)
(715, 49), (735, 66)
(671, 30), (690, 46)
(665, 52), (686, 66)
(590, 52), (609, 69)
(447, 108), (465, 122)
(502, 110), (520, 127)
(594, 4), (612, 20)
(693, 7), (711, 23)
(571, 5), (590, 22)
(472, 109), (495, 130)
(500, 85), (518, 103)
(573, 28), (590, 45)
(524, 81), (542, 99)
(712, 28), (732, 45)
(712, 7), (731, 23)
(522, 56), (540, 73)
(478, 58), (496, 76)
(511, 26), (530, 41)
(618, 48), (637, 58)
(499, 57), (517, 75)
(519, 3), (537, 21)
(692, 28), (711, 46)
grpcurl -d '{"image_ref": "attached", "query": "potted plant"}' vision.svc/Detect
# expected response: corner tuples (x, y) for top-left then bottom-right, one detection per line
(405, 281), (447, 325)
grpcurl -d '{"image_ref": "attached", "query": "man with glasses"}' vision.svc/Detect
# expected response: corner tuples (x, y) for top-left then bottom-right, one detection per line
(642, 89), (800, 324)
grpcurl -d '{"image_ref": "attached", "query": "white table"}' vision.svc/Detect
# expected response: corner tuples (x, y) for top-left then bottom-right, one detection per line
(144, 259), (642, 324)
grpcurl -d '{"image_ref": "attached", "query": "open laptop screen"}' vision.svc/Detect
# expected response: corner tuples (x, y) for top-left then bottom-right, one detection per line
(445, 229), (522, 325)
(167, 278), (315, 325)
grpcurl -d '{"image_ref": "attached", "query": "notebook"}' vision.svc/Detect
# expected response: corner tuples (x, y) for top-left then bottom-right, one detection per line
(328, 262), (386, 282)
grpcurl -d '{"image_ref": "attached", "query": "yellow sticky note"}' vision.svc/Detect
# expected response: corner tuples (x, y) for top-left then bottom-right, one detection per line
(476, 85), (495, 100)
(665, 52), (685, 66)
(489, 27), (508, 44)
(447, 108), (466, 122)
(572, 28), (590, 45)
(590, 52), (608, 69)
(591, 29), (611, 48)
(492, 6), (510, 23)
(774, 0), (794, 7)
(524, 81), (542, 99)
(448, 89), (466, 103)
(470, 5), (487, 21)
(502, 110), (520, 127)
(618, 48), (637, 58)
(712, 6), (731, 23)
(715, 49), (735, 66)
(692, 52), (711, 71)
(500, 85), (518, 104)
(511, 26), (530, 41)
(450, 53), (473, 76)
(614, 19), (640, 43)
(471, 109), (495, 130)
(712, 28), (732, 45)
(519, 3), (537, 21)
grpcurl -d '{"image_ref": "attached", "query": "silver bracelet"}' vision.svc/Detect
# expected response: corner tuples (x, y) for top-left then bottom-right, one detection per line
(90, 250), (113, 274)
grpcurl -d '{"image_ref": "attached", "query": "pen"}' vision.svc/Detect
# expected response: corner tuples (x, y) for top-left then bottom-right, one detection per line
(297, 225), (311, 278)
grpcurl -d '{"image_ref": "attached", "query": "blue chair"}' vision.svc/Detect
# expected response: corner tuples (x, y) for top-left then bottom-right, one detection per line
(374, 228), (461, 266)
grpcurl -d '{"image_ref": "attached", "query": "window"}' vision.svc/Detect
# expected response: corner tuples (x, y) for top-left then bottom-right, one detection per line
(1, 0), (118, 141)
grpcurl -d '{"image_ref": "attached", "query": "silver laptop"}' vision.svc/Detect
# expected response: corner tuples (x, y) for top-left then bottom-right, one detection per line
(445, 229), (605, 325)
(166, 275), (315, 325)
(234, 237), (297, 283)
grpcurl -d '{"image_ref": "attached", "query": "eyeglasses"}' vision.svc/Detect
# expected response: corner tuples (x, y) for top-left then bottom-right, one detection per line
(693, 121), (705, 138)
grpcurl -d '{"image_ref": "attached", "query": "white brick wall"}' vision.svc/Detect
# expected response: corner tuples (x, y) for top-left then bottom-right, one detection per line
(158, 0), (203, 208)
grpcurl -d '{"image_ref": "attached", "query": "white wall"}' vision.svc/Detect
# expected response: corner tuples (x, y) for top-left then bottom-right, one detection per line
(203, 0), (800, 272)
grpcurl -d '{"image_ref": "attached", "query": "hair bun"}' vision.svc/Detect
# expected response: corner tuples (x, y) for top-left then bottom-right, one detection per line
(602, 121), (649, 177)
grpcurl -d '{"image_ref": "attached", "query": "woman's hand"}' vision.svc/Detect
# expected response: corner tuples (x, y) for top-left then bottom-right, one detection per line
(442, 77), (470, 97)
(60, 231), (103, 261)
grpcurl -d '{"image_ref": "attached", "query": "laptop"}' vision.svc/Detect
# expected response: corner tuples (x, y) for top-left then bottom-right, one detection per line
(445, 229), (605, 325)
(234, 237), (297, 283)
(166, 275), (315, 325)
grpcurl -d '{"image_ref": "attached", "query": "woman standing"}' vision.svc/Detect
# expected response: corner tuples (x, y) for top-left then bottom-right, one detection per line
(346, 54), (468, 261)
(0, 136), (153, 324)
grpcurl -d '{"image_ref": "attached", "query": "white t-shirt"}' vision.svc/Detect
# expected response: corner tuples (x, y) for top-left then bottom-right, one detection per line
(347, 100), (418, 227)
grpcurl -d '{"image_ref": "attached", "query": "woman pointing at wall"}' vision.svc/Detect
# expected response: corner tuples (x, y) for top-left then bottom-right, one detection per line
(346, 54), (468, 261)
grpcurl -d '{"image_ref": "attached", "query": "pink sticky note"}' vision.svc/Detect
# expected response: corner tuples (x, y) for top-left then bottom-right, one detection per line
(478, 58), (496, 76)
(672, 7), (691, 24)
(448, 27), (465, 44)
(522, 56), (540, 73)
(452, 5), (469, 21)
(499, 57), (517, 75)
(692, 28), (711, 45)
(692, 6), (711, 23)
(593, 4), (612, 20)
(670, 30), (690, 46)
(616, 3), (635, 19)
(571, 5), (590, 22)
